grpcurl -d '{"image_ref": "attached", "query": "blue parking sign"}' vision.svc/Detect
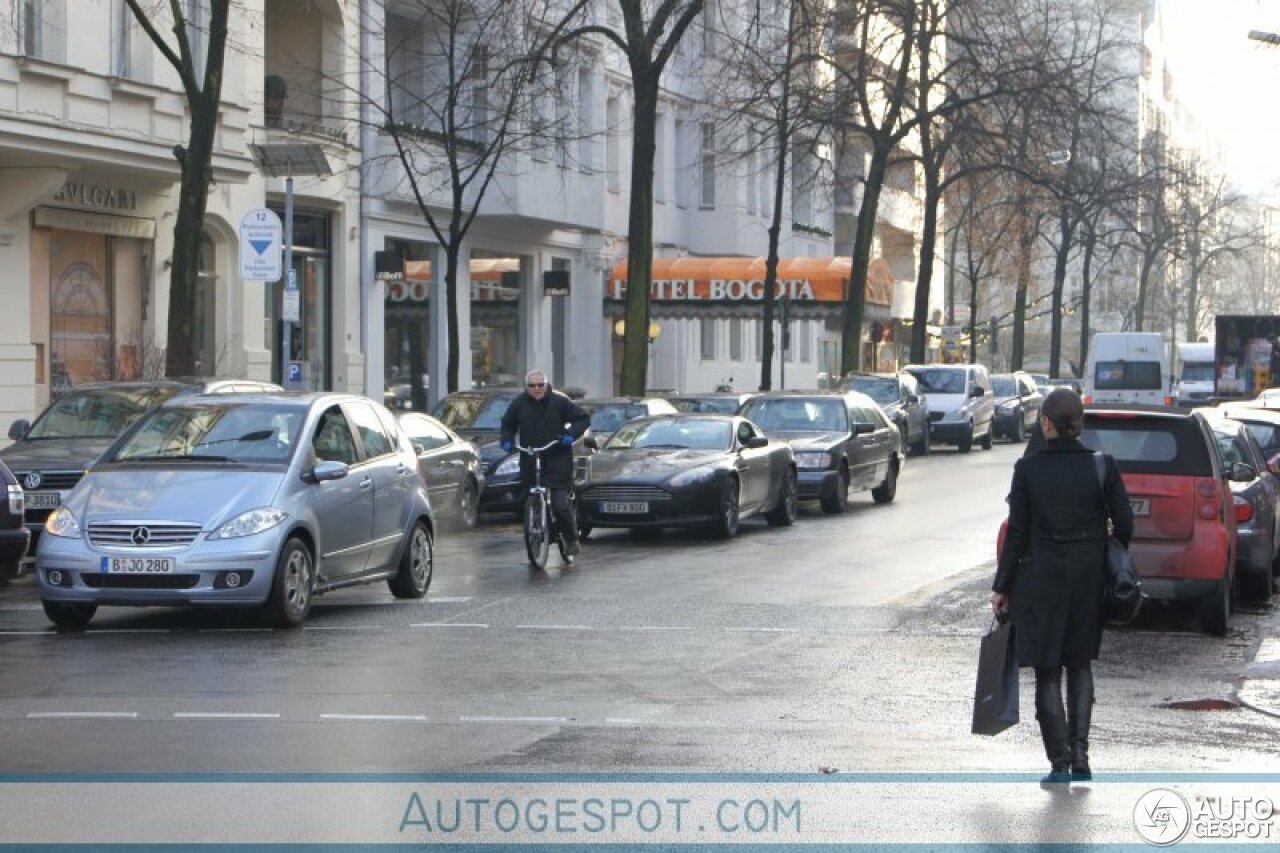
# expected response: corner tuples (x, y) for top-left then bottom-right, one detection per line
(287, 362), (303, 383)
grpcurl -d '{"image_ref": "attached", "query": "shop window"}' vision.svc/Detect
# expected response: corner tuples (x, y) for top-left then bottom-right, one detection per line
(471, 253), (524, 387)
(266, 208), (331, 390)
(383, 238), (433, 411)
(700, 318), (717, 360)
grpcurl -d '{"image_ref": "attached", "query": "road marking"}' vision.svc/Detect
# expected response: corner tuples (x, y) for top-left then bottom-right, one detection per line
(617, 626), (694, 631)
(459, 715), (570, 724)
(196, 628), (274, 633)
(410, 622), (489, 628)
(724, 627), (800, 633)
(84, 629), (171, 634)
(516, 624), (592, 631)
(320, 713), (428, 722)
(605, 717), (639, 724)
(26, 711), (138, 719)
(426, 597), (472, 603)
(0, 630), (55, 636)
(302, 626), (386, 631)
(172, 706), (280, 712)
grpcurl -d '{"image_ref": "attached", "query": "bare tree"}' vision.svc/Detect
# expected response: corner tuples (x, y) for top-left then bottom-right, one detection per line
(124, 0), (231, 377)
(560, 0), (705, 396)
(355, 0), (589, 398)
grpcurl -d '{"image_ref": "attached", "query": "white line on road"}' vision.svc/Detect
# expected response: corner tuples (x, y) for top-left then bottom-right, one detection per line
(301, 626), (386, 631)
(0, 630), (54, 636)
(319, 713), (428, 722)
(616, 626), (694, 631)
(409, 622), (489, 628)
(26, 711), (138, 719)
(459, 715), (570, 724)
(195, 628), (274, 633)
(605, 717), (639, 724)
(425, 597), (473, 603)
(172, 706), (280, 712)
(516, 624), (593, 631)
(84, 629), (171, 634)
(724, 627), (800, 633)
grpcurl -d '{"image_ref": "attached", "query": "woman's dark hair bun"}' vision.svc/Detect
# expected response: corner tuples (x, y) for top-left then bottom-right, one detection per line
(1041, 386), (1084, 439)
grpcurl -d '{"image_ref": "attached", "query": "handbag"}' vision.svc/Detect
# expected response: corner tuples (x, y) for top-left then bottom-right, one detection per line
(1092, 453), (1145, 626)
(971, 615), (1019, 736)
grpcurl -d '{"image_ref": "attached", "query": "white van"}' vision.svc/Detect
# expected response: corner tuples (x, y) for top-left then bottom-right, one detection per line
(1084, 332), (1170, 406)
(903, 363), (995, 453)
(1174, 341), (1215, 406)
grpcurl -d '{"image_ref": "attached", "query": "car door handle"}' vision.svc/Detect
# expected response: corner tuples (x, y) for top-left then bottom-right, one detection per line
(359, 477), (373, 491)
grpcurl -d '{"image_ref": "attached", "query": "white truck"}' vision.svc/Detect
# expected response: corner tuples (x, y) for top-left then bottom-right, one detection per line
(1084, 332), (1170, 406)
(1173, 341), (1215, 406)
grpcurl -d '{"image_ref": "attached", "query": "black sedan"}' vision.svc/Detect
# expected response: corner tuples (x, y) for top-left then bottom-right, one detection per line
(396, 412), (486, 528)
(991, 372), (1043, 442)
(0, 459), (30, 580)
(841, 372), (930, 456)
(577, 415), (797, 538)
(740, 391), (902, 513)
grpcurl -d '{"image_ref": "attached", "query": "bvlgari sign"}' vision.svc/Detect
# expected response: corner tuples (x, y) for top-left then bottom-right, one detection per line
(51, 182), (138, 213)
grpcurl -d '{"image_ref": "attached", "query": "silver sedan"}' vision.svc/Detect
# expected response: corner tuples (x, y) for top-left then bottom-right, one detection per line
(36, 393), (435, 628)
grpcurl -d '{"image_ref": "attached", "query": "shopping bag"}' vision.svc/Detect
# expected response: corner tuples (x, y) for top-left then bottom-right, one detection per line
(971, 616), (1019, 736)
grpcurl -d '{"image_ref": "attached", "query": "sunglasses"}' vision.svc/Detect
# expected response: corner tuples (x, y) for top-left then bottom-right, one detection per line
(526, 382), (547, 388)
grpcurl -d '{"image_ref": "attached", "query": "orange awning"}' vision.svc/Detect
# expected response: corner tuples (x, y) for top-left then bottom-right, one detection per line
(607, 257), (891, 306)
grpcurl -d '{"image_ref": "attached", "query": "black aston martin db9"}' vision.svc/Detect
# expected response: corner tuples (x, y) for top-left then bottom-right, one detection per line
(577, 415), (797, 538)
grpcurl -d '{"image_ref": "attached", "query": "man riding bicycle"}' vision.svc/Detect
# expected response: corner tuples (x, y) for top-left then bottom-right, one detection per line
(499, 370), (590, 559)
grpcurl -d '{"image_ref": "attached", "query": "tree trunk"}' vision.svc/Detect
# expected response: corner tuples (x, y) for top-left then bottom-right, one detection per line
(444, 235), (461, 393)
(620, 76), (659, 396)
(841, 144), (889, 375)
(911, 172), (941, 364)
(1186, 260), (1201, 342)
(1048, 208), (1075, 378)
(1077, 228), (1096, 379)
(760, 0), (797, 391)
(1010, 206), (1033, 371)
(1135, 248), (1156, 332)
(165, 120), (214, 377)
(967, 269), (978, 365)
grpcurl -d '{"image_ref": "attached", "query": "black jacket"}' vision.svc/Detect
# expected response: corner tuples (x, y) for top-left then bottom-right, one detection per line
(994, 438), (1134, 668)
(499, 388), (589, 489)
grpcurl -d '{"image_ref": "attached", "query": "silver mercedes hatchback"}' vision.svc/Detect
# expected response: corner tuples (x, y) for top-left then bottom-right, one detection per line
(36, 393), (435, 628)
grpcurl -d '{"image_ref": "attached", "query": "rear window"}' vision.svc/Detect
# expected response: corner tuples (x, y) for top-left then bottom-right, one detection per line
(1094, 361), (1162, 390)
(1081, 414), (1213, 476)
(1180, 364), (1214, 382)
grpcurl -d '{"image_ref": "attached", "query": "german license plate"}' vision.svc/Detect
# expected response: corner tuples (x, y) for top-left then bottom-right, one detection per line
(1130, 498), (1151, 517)
(100, 556), (175, 574)
(600, 501), (649, 514)
(26, 492), (60, 510)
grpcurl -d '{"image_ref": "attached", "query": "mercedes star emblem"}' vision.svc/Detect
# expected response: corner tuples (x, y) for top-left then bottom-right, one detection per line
(130, 526), (152, 546)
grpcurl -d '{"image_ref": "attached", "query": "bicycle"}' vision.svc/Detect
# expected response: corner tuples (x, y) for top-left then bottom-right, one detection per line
(517, 440), (573, 571)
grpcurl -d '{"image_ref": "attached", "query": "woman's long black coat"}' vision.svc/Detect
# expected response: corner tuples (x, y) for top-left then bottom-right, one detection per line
(993, 438), (1134, 668)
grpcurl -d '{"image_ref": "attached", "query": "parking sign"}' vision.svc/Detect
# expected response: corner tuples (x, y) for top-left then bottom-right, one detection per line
(239, 208), (283, 282)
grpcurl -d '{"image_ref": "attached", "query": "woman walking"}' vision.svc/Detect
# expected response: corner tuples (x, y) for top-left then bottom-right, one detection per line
(991, 388), (1133, 785)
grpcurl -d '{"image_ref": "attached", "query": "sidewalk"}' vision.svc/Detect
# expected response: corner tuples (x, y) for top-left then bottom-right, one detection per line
(1237, 599), (1280, 718)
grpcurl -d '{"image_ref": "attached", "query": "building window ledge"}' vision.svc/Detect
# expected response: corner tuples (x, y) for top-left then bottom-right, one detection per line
(16, 55), (78, 82)
(108, 76), (164, 101)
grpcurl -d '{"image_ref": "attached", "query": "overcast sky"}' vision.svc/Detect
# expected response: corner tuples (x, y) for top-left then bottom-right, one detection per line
(1161, 0), (1280, 196)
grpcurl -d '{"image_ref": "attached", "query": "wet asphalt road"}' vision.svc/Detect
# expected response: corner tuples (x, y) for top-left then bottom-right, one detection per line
(0, 441), (1277, 779)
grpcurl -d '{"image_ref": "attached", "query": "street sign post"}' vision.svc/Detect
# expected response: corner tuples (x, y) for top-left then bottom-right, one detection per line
(238, 209), (283, 282)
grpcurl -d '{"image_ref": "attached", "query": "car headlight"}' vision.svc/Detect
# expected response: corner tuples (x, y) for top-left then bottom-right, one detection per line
(669, 466), (718, 488)
(44, 507), (81, 538)
(493, 454), (520, 478)
(794, 451), (833, 470)
(208, 508), (288, 540)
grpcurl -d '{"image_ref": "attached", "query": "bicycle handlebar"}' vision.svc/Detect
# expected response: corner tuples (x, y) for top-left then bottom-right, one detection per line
(515, 440), (562, 455)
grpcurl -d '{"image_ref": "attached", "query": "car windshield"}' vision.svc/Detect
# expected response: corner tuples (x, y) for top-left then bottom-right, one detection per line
(606, 419), (731, 451)
(1181, 364), (1214, 382)
(432, 395), (512, 431)
(1241, 421), (1280, 455)
(671, 397), (740, 414)
(25, 388), (181, 440)
(586, 403), (644, 433)
(1094, 361), (1163, 390)
(111, 403), (305, 465)
(741, 398), (848, 432)
(845, 377), (898, 404)
(991, 377), (1018, 396)
(907, 369), (966, 394)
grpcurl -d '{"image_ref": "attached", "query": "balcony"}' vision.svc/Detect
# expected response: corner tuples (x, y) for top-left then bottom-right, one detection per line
(263, 0), (350, 148)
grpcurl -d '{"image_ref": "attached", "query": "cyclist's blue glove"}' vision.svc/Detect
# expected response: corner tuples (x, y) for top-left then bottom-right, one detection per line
(561, 434), (576, 447)
(501, 439), (513, 453)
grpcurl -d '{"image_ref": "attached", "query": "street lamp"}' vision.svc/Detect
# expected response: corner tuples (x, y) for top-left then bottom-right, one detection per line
(613, 319), (661, 342)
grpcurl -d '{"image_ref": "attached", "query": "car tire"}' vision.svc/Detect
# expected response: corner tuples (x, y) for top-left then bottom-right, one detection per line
(1013, 416), (1026, 443)
(456, 478), (479, 529)
(0, 562), (21, 582)
(42, 600), (96, 629)
(389, 521), (433, 599)
(1198, 576), (1232, 636)
(911, 428), (930, 457)
(820, 466), (850, 514)
(265, 537), (314, 628)
(713, 476), (740, 539)
(872, 458), (898, 504)
(1239, 566), (1273, 604)
(980, 426), (993, 451)
(957, 427), (974, 454)
(765, 467), (799, 526)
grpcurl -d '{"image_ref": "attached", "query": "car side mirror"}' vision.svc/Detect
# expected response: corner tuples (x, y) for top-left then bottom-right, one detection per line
(853, 422), (875, 435)
(1230, 462), (1257, 483)
(410, 440), (427, 454)
(584, 435), (599, 451)
(743, 435), (769, 449)
(8, 419), (29, 441)
(970, 386), (985, 398)
(309, 460), (349, 483)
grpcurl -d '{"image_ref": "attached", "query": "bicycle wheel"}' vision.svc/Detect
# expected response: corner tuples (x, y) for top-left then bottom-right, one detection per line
(523, 494), (550, 571)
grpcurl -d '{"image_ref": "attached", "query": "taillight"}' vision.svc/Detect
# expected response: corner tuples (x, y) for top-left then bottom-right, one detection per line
(1083, 395), (1093, 404)
(1197, 481), (1217, 499)
(1197, 479), (1223, 521)
(1234, 495), (1254, 523)
(1164, 395), (1174, 405)
(6, 484), (22, 515)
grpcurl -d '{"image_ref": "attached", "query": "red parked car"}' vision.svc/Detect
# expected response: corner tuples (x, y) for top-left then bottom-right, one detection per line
(997, 406), (1240, 635)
